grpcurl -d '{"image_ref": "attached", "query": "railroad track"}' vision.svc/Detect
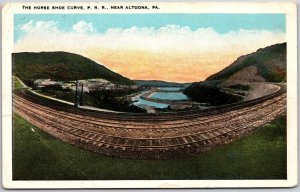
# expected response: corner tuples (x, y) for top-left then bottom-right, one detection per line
(13, 84), (287, 159)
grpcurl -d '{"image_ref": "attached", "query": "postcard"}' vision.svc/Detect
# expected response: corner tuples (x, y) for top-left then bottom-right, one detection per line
(1, 2), (298, 189)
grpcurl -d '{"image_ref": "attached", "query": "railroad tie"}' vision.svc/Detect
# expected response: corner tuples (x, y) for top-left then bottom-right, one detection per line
(162, 139), (170, 146)
(182, 137), (188, 143)
(197, 133), (207, 140)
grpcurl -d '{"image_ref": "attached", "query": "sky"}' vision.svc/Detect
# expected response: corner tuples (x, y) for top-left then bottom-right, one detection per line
(14, 14), (286, 83)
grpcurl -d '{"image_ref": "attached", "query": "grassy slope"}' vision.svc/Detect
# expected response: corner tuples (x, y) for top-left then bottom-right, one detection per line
(206, 43), (286, 82)
(13, 113), (286, 180)
(12, 52), (133, 85)
(35, 90), (99, 107)
(13, 76), (25, 89)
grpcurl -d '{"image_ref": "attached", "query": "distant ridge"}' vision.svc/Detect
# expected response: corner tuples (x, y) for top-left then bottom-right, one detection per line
(206, 43), (286, 83)
(12, 51), (133, 85)
(134, 80), (187, 87)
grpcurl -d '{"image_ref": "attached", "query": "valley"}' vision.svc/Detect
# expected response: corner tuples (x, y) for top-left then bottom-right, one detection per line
(12, 42), (287, 161)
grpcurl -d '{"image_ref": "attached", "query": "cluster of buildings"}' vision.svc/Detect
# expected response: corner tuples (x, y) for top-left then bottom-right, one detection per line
(33, 78), (139, 93)
(34, 79), (63, 88)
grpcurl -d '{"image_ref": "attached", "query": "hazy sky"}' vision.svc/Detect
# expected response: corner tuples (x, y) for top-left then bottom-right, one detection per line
(14, 14), (286, 83)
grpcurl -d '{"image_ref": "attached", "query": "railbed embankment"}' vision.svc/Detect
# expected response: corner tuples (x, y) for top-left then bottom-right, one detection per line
(13, 83), (286, 159)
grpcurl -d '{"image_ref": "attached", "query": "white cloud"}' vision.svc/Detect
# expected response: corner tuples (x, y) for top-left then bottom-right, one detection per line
(72, 20), (96, 33)
(95, 25), (285, 54)
(18, 20), (59, 34)
(15, 21), (285, 54)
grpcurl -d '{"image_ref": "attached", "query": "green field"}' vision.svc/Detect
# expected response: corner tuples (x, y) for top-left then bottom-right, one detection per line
(13, 113), (287, 180)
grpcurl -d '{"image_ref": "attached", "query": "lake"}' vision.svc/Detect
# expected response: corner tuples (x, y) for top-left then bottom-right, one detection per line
(132, 87), (188, 109)
(149, 92), (188, 101)
(157, 87), (183, 91)
(133, 97), (169, 109)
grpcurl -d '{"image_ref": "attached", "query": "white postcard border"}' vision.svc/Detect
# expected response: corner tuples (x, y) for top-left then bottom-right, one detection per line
(1, 2), (298, 189)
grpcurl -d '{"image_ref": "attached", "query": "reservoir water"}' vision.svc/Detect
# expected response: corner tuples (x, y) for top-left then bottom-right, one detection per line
(133, 97), (169, 109)
(149, 92), (187, 101)
(157, 87), (183, 91)
(132, 87), (188, 109)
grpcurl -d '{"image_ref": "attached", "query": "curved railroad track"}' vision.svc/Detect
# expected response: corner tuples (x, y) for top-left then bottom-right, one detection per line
(13, 84), (287, 160)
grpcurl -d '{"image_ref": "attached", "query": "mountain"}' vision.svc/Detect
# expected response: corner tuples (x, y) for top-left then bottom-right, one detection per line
(206, 43), (286, 83)
(134, 80), (188, 87)
(12, 52), (133, 85)
(183, 43), (286, 106)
